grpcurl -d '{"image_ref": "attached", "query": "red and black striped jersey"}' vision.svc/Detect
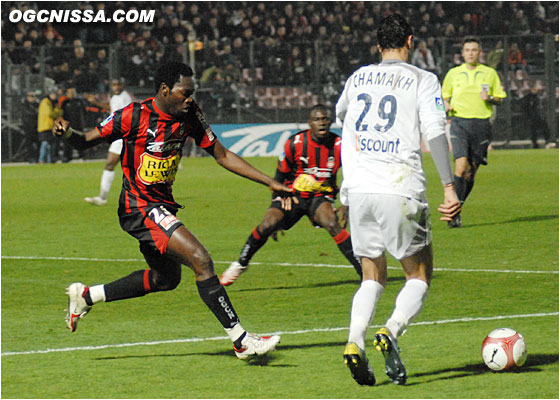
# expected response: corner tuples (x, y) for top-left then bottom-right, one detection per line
(277, 129), (341, 199)
(96, 98), (217, 212)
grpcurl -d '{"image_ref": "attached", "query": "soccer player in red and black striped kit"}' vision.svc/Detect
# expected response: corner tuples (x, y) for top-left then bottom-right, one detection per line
(53, 62), (293, 359)
(220, 104), (362, 286)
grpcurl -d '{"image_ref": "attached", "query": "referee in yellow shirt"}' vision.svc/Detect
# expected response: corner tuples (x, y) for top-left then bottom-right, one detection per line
(442, 37), (506, 227)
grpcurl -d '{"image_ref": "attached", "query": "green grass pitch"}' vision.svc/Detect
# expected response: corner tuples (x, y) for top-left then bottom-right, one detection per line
(1, 149), (558, 398)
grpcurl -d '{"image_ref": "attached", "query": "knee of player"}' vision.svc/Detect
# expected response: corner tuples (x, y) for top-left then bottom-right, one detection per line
(258, 219), (281, 237)
(151, 269), (181, 291)
(318, 217), (340, 236)
(190, 249), (214, 272)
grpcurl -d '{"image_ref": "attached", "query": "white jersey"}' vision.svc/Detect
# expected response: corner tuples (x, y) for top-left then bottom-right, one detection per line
(110, 90), (133, 113)
(336, 60), (446, 203)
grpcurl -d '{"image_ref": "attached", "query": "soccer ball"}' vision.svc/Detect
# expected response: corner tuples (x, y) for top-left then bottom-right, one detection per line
(481, 328), (527, 371)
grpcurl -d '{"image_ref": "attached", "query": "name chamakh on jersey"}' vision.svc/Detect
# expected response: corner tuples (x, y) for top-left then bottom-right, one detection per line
(96, 98), (216, 211)
(336, 60), (446, 200)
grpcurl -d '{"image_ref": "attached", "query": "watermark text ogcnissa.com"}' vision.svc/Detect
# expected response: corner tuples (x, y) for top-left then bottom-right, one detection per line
(9, 9), (155, 24)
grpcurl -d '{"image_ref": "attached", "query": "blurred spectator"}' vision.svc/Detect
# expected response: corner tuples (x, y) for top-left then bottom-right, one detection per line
(22, 91), (39, 163)
(511, 9), (532, 35)
(487, 40), (505, 70)
(507, 42), (527, 72)
(411, 40), (437, 74)
(522, 84), (555, 149)
(37, 88), (62, 164)
(60, 87), (87, 162)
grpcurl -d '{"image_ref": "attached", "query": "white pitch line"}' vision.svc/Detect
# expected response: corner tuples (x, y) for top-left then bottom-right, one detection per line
(1, 255), (558, 275)
(1, 312), (557, 357)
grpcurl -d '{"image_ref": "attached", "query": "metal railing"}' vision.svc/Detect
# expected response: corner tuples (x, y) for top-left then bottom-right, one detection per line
(2, 34), (558, 162)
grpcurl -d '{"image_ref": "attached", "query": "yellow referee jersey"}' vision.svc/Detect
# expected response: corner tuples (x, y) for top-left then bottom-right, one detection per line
(442, 63), (506, 119)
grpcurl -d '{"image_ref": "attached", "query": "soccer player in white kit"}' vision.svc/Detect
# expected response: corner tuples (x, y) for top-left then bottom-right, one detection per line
(335, 14), (460, 386)
(85, 78), (133, 206)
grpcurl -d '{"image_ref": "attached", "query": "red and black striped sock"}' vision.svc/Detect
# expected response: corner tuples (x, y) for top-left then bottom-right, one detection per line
(333, 230), (362, 278)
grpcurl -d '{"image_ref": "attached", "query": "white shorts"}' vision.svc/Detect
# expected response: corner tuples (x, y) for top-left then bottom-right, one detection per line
(108, 139), (123, 155)
(348, 193), (432, 260)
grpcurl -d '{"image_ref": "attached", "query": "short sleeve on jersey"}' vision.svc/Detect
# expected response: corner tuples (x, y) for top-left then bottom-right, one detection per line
(277, 137), (293, 173)
(96, 102), (136, 143)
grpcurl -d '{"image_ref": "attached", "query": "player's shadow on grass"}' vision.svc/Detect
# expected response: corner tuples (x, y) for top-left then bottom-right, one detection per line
(407, 353), (559, 385)
(94, 348), (294, 367)
(463, 214), (558, 228)
(232, 276), (404, 293)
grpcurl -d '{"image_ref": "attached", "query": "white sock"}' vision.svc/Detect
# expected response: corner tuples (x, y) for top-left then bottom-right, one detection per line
(99, 170), (115, 200)
(348, 280), (384, 350)
(89, 284), (106, 304)
(225, 323), (246, 343)
(386, 278), (429, 338)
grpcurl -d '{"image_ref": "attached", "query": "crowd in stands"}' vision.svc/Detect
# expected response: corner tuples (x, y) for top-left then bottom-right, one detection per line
(3, 1), (558, 89)
(2, 1), (558, 136)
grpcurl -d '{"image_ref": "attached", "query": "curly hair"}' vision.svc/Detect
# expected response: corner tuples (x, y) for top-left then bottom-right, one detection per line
(154, 62), (194, 94)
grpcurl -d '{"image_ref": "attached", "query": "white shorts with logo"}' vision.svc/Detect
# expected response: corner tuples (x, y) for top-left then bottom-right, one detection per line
(348, 193), (432, 260)
(108, 139), (123, 155)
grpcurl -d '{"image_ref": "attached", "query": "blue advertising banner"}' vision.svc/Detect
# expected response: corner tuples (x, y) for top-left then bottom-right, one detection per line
(212, 123), (342, 157)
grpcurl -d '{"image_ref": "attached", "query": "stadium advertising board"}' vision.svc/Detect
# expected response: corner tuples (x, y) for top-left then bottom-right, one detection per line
(212, 124), (342, 157)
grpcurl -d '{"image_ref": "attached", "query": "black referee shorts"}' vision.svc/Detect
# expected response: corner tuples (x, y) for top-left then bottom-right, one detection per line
(450, 117), (492, 166)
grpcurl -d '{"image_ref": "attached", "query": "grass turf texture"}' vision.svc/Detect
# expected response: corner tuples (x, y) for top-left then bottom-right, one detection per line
(1, 149), (558, 398)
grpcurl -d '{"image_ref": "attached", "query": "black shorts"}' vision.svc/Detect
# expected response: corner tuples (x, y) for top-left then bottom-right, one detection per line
(450, 117), (491, 166)
(270, 195), (334, 230)
(119, 204), (184, 255)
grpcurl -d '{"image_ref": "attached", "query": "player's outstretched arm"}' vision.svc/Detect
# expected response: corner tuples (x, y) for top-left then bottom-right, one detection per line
(52, 118), (105, 150)
(206, 139), (294, 194)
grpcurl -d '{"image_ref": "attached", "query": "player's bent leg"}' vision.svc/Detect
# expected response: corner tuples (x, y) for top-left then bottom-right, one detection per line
(85, 149), (121, 206)
(221, 207), (285, 286)
(166, 225), (216, 280)
(375, 245), (433, 384)
(312, 201), (362, 277)
(166, 225), (281, 358)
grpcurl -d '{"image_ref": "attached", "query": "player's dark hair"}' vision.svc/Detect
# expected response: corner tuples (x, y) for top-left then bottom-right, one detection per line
(310, 103), (330, 116)
(462, 37), (481, 47)
(154, 62), (194, 93)
(376, 13), (413, 51)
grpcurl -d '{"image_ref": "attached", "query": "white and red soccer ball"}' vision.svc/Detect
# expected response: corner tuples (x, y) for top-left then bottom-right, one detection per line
(481, 328), (527, 371)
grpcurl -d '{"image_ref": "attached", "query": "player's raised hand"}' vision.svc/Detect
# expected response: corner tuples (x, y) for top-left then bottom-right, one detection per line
(437, 185), (461, 221)
(52, 118), (70, 137)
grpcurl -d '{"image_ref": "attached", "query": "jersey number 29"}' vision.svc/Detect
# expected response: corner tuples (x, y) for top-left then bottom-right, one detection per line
(355, 93), (397, 133)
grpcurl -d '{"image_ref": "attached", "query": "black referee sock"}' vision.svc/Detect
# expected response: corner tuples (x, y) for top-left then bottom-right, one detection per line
(238, 227), (268, 266)
(196, 276), (240, 329)
(104, 270), (153, 302)
(464, 179), (475, 201)
(453, 175), (467, 204)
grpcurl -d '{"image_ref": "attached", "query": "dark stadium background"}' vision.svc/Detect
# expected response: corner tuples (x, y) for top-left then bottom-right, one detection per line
(1, 1), (558, 162)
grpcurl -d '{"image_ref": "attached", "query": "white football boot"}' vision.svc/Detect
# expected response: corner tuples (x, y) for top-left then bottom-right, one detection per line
(220, 262), (248, 286)
(65, 282), (92, 332)
(233, 333), (281, 360)
(84, 196), (107, 206)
